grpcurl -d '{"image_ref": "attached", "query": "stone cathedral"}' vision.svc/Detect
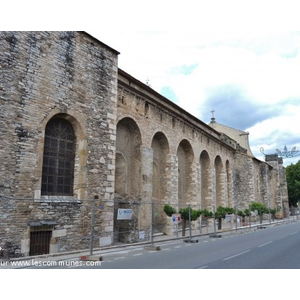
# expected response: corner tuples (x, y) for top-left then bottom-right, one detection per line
(0, 32), (288, 257)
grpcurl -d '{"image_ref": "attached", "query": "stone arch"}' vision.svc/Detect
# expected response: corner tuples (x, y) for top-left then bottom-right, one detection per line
(214, 155), (224, 207)
(151, 132), (169, 202)
(115, 117), (142, 199)
(200, 150), (211, 209)
(177, 139), (194, 206)
(37, 112), (87, 200)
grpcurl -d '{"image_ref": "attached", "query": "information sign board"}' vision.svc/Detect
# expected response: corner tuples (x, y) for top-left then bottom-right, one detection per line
(117, 209), (133, 220)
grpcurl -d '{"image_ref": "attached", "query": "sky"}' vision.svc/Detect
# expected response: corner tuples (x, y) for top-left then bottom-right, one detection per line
(89, 31), (300, 166)
(4, 0), (300, 168)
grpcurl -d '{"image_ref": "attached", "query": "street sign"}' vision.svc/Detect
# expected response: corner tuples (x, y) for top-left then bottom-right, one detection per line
(172, 214), (181, 223)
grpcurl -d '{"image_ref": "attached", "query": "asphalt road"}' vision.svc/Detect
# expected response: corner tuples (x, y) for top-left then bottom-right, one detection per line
(16, 220), (300, 269)
(89, 221), (300, 269)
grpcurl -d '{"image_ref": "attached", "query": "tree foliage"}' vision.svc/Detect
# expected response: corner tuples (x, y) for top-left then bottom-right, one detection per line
(249, 202), (268, 215)
(214, 206), (235, 219)
(286, 160), (300, 207)
(249, 202), (269, 224)
(163, 205), (236, 232)
(179, 207), (202, 221)
(201, 209), (213, 218)
(163, 204), (202, 221)
(163, 204), (177, 217)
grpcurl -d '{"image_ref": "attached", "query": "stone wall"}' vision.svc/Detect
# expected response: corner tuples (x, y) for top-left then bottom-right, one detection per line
(0, 31), (118, 256)
(116, 69), (288, 232)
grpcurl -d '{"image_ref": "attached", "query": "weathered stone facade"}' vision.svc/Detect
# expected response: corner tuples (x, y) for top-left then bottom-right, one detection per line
(116, 70), (288, 215)
(0, 31), (118, 256)
(0, 31), (288, 257)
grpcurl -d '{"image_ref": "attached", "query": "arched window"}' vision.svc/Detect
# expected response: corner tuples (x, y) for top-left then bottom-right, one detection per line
(41, 118), (76, 196)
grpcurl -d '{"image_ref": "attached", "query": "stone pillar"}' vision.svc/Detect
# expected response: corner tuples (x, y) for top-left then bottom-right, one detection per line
(211, 165), (216, 210)
(227, 169), (234, 207)
(138, 146), (153, 232)
(219, 170), (227, 207)
(165, 154), (179, 207)
(185, 161), (200, 208)
(195, 162), (201, 208)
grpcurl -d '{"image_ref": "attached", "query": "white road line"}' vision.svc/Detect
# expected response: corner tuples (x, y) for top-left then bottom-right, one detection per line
(258, 241), (273, 248)
(223, 250), (250, 261)
(133, 253), (143, 256)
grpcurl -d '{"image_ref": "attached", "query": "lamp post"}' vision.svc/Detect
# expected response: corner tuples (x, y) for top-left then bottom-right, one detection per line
(260, 145), (300, 159)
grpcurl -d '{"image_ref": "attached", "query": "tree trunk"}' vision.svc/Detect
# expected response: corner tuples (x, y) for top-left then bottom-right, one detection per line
(182, 219), (186, 236)
(218, 218), (222, 230)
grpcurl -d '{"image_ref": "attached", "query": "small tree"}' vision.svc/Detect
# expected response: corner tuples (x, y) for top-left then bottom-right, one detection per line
(237, 208), (251, 225)
(249, 202), (268, 224)
(163, 204), (202, 236)
(214, 206), (235, 230)
(237, 210), (246, 224)
(269, 207), (278, 221)
(179, 207), (202, 236)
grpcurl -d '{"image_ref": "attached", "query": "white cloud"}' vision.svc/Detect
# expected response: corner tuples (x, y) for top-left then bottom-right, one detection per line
(90, 31), (300, 167)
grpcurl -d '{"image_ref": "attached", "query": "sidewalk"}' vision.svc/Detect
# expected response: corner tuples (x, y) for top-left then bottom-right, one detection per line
(1, 216), (298, 269)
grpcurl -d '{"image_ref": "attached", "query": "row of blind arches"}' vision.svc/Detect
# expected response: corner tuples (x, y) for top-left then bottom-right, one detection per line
(41, 116), (231, 199)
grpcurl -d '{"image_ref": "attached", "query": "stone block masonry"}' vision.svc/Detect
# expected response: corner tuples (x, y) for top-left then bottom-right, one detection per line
(0, 31), (119, 256)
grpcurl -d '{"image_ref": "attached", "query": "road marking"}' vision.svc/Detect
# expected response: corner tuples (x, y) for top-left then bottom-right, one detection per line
(115, 256), (125, 260)
(175, 246), (181, 248)
(223, 250), (250, 261)
(258, 241), (273, 248)
(133, 253), (143, 256)
(290, 232), (298, 235)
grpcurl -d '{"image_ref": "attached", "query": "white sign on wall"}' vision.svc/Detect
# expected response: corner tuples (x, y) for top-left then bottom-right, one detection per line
(117, 209), (133, 220)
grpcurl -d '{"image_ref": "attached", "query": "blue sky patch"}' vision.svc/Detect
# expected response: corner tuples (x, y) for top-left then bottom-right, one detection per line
(172, 63), (199, 75)
(161, 86), (178, 103)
